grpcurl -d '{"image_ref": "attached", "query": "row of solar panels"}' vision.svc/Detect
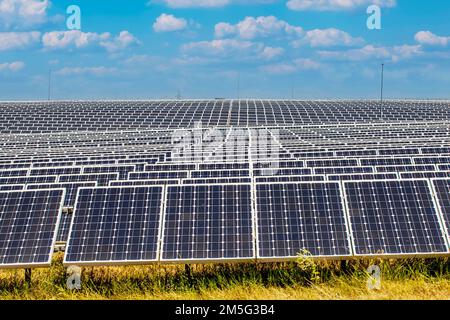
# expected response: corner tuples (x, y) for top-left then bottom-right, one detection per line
(1, 101), (449, 133)
(1, 146), (450, 174)
(1, 178), (450, 268)
(1, 166), (450, 192)
(1, 155), (450, 174)
(2, 142), (449, 164)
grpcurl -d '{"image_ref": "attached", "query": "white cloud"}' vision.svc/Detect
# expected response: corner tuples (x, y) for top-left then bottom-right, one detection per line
(101, 31), (140, 52)
(260, 58), (322, 74)
(54, 66), (117, 76)
(182, 39), (256, 55)
(164, 0), (229, 8)
(258, 46), (284, 60)
(291, 28), (364, 47)
(293, 58), (322, 70)
(415, 31), (450, 47)
(153, 14), (187, 32)
(0, 31), (40, 50)
(215, 16), (303, 39)
(0, 0), (50, 29)
(260, 63), (297, 74)
(182, 39), (281, 61)
(287, 0), (396, 11)
(42, 30), (109, 50)
(42, 30), (139, 52)
(0, 60), (25, 72)
(319, 44), (422, 62)
(150, 0), (277, 8)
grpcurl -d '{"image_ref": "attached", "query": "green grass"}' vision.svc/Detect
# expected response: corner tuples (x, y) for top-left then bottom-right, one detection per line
(1, 253), (450, 300)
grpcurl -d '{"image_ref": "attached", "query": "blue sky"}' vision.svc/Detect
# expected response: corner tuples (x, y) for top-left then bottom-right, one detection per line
(0, 0), (449, 100)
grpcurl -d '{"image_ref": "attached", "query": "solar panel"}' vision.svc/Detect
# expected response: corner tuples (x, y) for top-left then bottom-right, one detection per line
(0, 175), (57, 185)
(58, 173), (119, 186)
(376, 165), (436, 173)
(0, 184), (25, 191)
(26, 182), (97, 207)
(306, 159), (358, 167)
(109, 179), (179, 186)
(128, 171), (188, 180)
(161, 184), (254, 262)
(361, 158), (412, 166)
(64, 186), (164, 266)
(314, 167), (373, 175)
(430, 179), (450, 243)
(30, 167), (82, 176)
(82, 165), (136, 180)
(255, 175), (325, 183)
(56, 212), (72, 243)
(182, 177), (252, 184)
(191, 169), (250, 178)
(0, 189), (65, 268)
(328, 173), (398, 181)
(0, 169), (29, 178)
(199, 162), (249, 170)
(255, 182), (351, 259)
(343, 179), (449, 256)
(254, 168), (312, 177)
(400, 171), (450, 179)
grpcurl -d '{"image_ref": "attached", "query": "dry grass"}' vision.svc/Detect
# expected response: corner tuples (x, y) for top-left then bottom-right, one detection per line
(1, 253), (449, 300)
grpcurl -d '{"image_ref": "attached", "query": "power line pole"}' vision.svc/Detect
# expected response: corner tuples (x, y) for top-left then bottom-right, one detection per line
(237, 73), (240, 100)
(291, 76), (294, 100)
(380, 63), (384, 103)
(380, 63), (384, 120)
(48, 68), (52, 101)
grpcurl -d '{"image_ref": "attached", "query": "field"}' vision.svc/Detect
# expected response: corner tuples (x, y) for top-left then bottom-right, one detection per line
(0, 253), (449, 300)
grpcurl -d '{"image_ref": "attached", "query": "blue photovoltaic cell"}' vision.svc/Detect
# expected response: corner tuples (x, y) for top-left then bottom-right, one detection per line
(64, 186), (163, 265)
(162, 184), (254, 261)
(58, 173), (118, 186)
(431, 179), (450, 241)
(256, 182), (350, 258)
(26, 182), (97, 207)
(110, 179), (179, 186)
(182, 178), (252, 184)
(344, 180), (448, 256)
(254, 168), (312, 177)
(56, 213), (72, 243)
(328, 173), (398, 181)
(314, 167), (373, 175)
(255, 175), (325, 183)
(400, 171), (450, 179)
(0, 176), (57, 185)
(0, 184), (25, 191)
(0, 189), (64, 268)
(129, 171), (188, 180)
(191, 170), (250, 178)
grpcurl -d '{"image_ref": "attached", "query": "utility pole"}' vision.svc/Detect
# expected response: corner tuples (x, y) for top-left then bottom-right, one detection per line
(48, 68), (52, 101)
(291, 76), (294, 100)
(237, 73), (240, 100)
(380, 63), (384, 120)
(380, 63), (384, 103)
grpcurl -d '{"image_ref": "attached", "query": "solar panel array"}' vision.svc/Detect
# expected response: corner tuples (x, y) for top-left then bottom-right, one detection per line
(0, 99), (450, 268)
